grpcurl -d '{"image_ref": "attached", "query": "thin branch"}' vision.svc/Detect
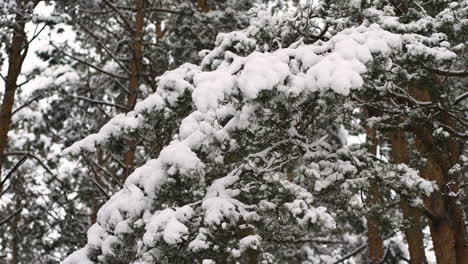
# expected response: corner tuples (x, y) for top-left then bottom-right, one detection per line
(426, 67), (468, 77)
(88, 158), (123, 188)
(332, 232), (397, 264)
(72, 95), (127, 110)
(5, 151), (55, 176)
(72, 17), (131, 74)
(0, 205), (24, 226)
(51, 42), (128, 80)
(117, 5), (182, 14)
(433, 121), (468, 139)
(0, 154), (28, 187)
(16, 75), (36, 87)
(454, 92), (468, 105)
(27, 23), (47, 44)
(91, 178), (110, 199)
(12, 94), (42, 115)
(101, 0), (133, 31)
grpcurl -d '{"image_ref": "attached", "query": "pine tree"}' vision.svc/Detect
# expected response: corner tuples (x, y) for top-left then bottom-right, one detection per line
(62, 1), (468, 263)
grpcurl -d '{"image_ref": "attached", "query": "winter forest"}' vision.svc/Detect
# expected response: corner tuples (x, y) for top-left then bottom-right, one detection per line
(0, 0), (467, 263)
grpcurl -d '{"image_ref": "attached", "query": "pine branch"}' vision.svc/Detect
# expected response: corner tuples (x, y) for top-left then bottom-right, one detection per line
(72, 95), (127, 110)
(454, 92), (468, 105)
(51, 42), (128, 80)
(12, 94), (43, 115)
(72, 17), (131, 75)
(332, 232), (397, 264)
(0, 154), (28, 188)
(427, 67), (468, 77)
(0, 205), (24, 226)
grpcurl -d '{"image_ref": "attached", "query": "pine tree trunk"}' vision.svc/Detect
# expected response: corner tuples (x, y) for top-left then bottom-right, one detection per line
(197, 0), (210, 12)
(0, 11), (28, 187)
(10, 178), (22, 264)
(410, 87), (467, 264)
(391, 131), (427, 264)
(123, 0), (145, 180)
(440, 113), (468, 264)
(239, 220), (258, 264)
(365, 114), (385, 264)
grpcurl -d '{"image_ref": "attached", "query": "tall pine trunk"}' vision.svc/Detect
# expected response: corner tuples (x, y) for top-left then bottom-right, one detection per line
(123, 0), (145, 180)
(411, 86), (467, 264)
(0, 6), (29, 186)
(365, 110), (385, 264)
(391, 131), (427, 264)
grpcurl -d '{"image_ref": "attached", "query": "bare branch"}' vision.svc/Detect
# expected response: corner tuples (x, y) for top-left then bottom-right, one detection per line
(5, 151), (55, 176)
(12, 94), (42, 115)
(87, 158), (123, 188)
(72, 95), (127, 110)
(51, 42), (128, 80)
(91, 178), (110, 199)
(0, 205), (24, 226)
(332, 232), (397, 264)
(0, 154), (28, 188)
(101, 0), (133, 31)
(72, 17), (131, 74)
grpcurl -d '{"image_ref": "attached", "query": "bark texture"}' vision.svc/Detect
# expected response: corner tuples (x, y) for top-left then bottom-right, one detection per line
(0, 8), (28, 184)
(411, 86), (467, 264)
(123, 0), (145, 180)
(391, 131), (427, 264)
(365, 116), (385, 264)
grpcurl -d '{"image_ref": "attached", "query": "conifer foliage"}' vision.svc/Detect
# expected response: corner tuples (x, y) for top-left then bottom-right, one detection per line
(0, 0), (467, 264)
(63, 1), (468, 263)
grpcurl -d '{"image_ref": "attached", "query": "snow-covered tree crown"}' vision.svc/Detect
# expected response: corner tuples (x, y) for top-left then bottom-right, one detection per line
(62, 1), (466, 263)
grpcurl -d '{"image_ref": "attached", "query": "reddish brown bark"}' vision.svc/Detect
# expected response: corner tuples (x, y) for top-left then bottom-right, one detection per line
(410, 87), (467, 264)
(439, 113), (468, 264)
(391, 131), (427, 264)
(0, 0), (41, 191)
(123, 0), (145, 180)
(365, 117), (385, 264)
(196, 0), (210, 12)
(0, 11), (28, 185)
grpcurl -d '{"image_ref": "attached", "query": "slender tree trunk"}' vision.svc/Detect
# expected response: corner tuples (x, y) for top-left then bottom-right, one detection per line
(123, 0), (145, 180)
(10, 178), (22, 264)
(365, 111), (385, 264)
(0, 4), (29, 189)
(391, 131), (427, 264)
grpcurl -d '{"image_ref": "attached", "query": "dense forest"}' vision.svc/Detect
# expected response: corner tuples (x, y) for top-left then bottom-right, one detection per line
(0, 0), (467, 263)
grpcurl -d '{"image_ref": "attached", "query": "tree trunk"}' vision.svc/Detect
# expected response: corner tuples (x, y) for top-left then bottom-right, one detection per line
(365, 114), (385, 264)
(410, 86), (467, 264)
(197, 0), (210, 12)
(10, 178), (22, 264)
(123, 0), (145, 180)
(239, 220), (258, 264)
(391, 131), (427, 264)
(0, 3), (29, 188)
(439, 113), (468, 264)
